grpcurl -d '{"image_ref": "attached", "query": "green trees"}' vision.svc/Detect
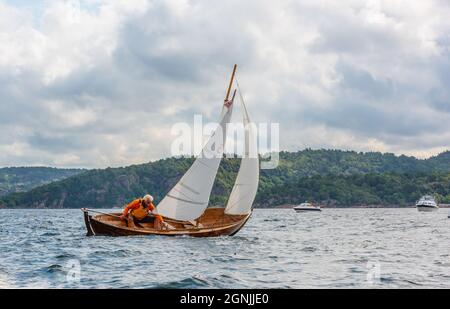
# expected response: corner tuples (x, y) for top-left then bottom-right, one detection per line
(0, 167), (83, 197)
(254, 172), (450, 207)
(1, 149), (449, 209)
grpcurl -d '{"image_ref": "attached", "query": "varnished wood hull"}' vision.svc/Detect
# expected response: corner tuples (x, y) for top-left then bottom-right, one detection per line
(82, 207), (251, 237)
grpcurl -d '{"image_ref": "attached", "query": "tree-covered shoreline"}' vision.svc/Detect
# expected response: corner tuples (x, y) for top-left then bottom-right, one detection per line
(1, 149), (449, 209)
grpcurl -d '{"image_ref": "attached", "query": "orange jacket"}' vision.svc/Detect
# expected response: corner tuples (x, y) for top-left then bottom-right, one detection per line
(122, 198), (163, 222)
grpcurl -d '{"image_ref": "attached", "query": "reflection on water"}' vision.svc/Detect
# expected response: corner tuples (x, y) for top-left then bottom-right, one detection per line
(0, 208), (449, 288)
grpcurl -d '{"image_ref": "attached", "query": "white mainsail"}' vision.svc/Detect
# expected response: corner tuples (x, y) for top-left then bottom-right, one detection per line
(225, 92), (259, 215)
(156, 103), (233, 221)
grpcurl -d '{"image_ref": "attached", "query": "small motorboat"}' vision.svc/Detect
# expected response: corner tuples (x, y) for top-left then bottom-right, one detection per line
(416, 195), (439, 212)
(293, 202), (321, 212)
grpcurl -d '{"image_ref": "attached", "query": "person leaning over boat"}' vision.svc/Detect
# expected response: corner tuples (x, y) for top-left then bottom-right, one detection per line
(120, 195), (166, 229)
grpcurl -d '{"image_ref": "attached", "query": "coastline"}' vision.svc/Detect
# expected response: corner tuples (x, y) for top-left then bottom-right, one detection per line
(2, 204), (450, 210)
(265, 204), (450, 209)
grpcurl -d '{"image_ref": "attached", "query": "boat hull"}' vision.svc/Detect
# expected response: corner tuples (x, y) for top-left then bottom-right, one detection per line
(416, 205), (439, 212)
(83, 208), (250, 237)
(294, 208), (321, 212)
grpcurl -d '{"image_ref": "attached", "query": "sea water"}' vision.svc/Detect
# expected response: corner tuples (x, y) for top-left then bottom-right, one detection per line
(0, 208), (449, 288)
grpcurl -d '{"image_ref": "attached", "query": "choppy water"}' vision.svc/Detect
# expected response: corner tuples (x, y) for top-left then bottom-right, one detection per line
(0, 208), (449, 288)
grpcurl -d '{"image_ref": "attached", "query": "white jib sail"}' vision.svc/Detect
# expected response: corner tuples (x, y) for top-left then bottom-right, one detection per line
(225, 95), (259, 216)
(157, 103), (233, 221)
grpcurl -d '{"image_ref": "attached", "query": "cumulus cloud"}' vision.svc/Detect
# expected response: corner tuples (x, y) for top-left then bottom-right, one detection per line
(0, 0), (449, 168)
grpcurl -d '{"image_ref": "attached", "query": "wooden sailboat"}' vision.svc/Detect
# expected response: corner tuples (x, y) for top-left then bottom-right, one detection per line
(82, 65), (259, 237)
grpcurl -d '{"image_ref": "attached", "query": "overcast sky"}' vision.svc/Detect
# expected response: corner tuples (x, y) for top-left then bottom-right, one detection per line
(1, 0), (449, 168)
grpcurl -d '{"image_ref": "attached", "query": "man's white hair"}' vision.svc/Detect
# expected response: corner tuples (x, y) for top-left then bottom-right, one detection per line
(143, 194), (154, 203)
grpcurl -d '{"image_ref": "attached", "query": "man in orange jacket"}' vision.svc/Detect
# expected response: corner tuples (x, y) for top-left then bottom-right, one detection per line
(121, 194), (165, 229)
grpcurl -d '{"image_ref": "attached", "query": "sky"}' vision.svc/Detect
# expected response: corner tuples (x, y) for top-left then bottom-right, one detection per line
(0, 0), (449, 168)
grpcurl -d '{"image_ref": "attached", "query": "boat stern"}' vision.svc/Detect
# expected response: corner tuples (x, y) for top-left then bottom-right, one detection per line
(81, 208), (95, 236)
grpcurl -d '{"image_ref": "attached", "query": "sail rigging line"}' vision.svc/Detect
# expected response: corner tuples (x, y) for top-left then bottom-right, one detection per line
(83, 209), (122, 219)
(236, 78), (250, 122)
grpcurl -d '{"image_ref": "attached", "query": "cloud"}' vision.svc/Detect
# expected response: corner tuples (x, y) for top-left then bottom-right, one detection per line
(0, 0), (449, 168)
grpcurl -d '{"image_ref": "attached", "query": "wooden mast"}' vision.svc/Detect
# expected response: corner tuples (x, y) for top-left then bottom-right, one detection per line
(225, 64), (237, 101)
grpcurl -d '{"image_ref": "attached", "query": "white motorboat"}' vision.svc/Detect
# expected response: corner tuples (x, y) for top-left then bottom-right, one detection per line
(416, 195), (439, 212)
(293, 202), (321, 212)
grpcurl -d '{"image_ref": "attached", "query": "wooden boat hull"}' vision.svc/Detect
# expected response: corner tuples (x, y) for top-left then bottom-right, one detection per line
(83, 207), (250, 237)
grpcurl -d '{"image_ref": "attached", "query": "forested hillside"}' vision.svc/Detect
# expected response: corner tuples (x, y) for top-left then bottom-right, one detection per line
(1, 150), (449, 208)
(0, 167), (84, 197)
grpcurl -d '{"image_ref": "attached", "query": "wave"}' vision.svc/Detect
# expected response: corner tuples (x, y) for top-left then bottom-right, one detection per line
(44, 264), (65, 274)
(151, 276), (211, 289)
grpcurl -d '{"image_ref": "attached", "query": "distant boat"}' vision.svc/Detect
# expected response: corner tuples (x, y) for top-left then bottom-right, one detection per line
(293, 202), (321, 212)
(416, 195), (439, 212)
